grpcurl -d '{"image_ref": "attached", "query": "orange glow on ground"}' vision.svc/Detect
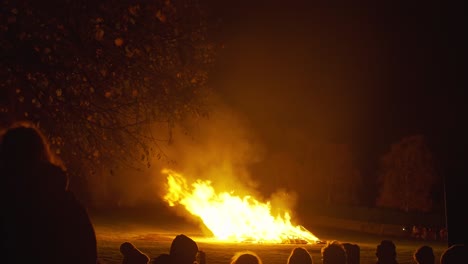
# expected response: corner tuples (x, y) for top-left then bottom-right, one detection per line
(162, 169), (320, 244)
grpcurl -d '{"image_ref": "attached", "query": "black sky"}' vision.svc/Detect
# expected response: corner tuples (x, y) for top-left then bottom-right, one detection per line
(197, 2), (464, 202)
(203, 1), (448, 159)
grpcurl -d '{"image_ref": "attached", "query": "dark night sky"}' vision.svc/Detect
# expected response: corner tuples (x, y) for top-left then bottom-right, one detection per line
(197, 2), (465, 202)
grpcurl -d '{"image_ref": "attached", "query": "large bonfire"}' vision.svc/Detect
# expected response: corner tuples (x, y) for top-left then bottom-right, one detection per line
(162, 169), (320, 244)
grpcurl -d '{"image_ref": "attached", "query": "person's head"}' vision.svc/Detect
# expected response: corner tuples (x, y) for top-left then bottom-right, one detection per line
(0, 121), (62, 168)
(120, 242), (150, 264)
(440, 244), (468, 264)
(120, 242), (135, 255)
(1, 123), (47, 164)
(376, 240), (397, 263)
(287, 247), (313, 264)
(169, 234), (199, 264)
(321, 240), (347, 264)
(230, 251), (262, 264)
(342, 243), (360, 264)
(413, 245), (434, 264)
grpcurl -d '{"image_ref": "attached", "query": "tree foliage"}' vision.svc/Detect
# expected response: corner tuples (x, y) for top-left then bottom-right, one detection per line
(376, 135), (439, 212)
(0, 0), (217, 183)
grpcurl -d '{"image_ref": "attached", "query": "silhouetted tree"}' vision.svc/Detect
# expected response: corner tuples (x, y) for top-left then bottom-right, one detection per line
(376, 135), (439, 212)
(0, 0), (217, 196)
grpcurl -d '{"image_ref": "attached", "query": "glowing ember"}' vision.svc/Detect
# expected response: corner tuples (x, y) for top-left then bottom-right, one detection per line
(162, 169), (320, 244)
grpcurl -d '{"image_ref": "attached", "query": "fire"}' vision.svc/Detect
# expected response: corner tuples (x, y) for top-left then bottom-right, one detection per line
(162, 169), (320, 243)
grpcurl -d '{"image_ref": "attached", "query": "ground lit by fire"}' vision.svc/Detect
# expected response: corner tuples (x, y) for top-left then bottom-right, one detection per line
(92, 222), (447, 264)
(162, 169), (320, 244)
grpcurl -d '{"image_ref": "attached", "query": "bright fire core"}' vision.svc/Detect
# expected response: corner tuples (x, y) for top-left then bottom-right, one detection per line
(162, 169), (320, 244)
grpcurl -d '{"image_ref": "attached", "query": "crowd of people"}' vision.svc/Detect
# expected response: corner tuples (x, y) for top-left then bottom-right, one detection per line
(407, 225), (448, 241)
(120, 234), (467, 264)
(1, 122), (467, 264)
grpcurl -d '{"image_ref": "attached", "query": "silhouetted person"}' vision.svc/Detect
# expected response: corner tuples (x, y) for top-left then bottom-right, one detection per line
(151, 253), (170, 264)
(196, 250), (206, 264)
(120, 242), (150, 264)
(321, 240), (347, 264)
(375, 240), (398, 264)
(440, 244), (468, 264)
(0, 122), (97, 263)
(413, 245), (435, 264)
(230, 251), (262, 264)
(343, 242), (360, 264)
(287, 247), (313, 264)
(439, 227), (448, 241)
(169, 234), (199, 264)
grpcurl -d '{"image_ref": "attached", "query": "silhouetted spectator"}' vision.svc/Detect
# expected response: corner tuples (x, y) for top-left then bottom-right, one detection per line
(151, 253), (170, 264)
(343, 242), (360, 264)
(120, 242), (150, 264)
(0, 122), (97, 264)
(169, 234), (199, 264)
(412, 225), (421, 239)
(440, 244), (468, 264)
(196, 250), (206, 264)
(230, 251), (262, 264)
(439, 227), (448, 241)
(287, 247), (313, 264)
(420, 227), (428, 240)
(321, 240), (347, 264)
(427, 228), (437, 241)
(413, 245), (434, 264)
(375, 240), (398, 264)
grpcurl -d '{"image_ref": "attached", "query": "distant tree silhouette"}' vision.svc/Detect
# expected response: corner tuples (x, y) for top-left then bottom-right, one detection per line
(376, 135), (439, 212)
(0, 0), (217, 199)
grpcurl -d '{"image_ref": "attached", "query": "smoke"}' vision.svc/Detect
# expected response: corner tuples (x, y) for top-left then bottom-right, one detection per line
(86, 95), (263, 206)
(155, 96), (274, 197)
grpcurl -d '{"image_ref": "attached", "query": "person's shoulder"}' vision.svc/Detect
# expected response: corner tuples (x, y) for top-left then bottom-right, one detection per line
(40, 162), (65, 175)
(152, 253), (172, 264)
(38, 162), (69, 190)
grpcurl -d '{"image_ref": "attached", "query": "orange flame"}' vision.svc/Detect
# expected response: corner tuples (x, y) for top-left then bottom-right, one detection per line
(162, 169), (320, 243)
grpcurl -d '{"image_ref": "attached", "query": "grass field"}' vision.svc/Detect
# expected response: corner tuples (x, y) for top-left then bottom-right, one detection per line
(91, 207), (448, 264)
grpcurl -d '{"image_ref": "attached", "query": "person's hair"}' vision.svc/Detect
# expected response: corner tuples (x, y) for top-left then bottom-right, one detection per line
(288, 247), (313, 264)
(120, 242), (135, 255)
(376, 240), (397, 259)
(230, 251), (262, 264)
(342, 243), (360, 264)
(413, 245), (434, 264)
(169, 234), (198, 263)
(321, 240), (347, 264)
(440, 244), (468, 264)
(170, 234), (198, 254)
(0, 121), (64, 169)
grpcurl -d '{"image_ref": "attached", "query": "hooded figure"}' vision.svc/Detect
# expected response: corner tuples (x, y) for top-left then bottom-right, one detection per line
(169, 234), (199, 264)
(120, 242), (150, 264)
